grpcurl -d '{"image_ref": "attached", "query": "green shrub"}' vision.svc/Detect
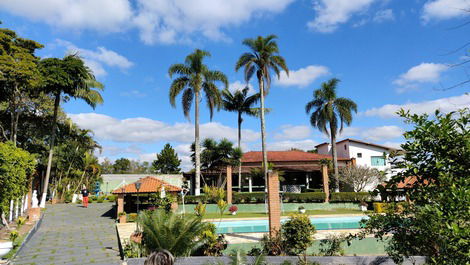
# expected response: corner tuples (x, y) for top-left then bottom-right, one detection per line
(76, 199), (82, 204)
(182, 195), (205, 204)
(282, 214), (316, 255)
(318, 233), (347, 256)
(260, 230), (285, 256)
(64, 191), (73, 203)
(233, 192), (265, 203)
(194, 222), (227, 256)
(123, 240), (146, 258)
(373, 202), (386, 213)
(97, 197), (104, 203)
(106, 195), (116, 202)
(330, 192), (371, 202)
(283, 192), (326, 203)
(128, 213), (138, 222)
(16, 216), (26, 229)
(88, 196), (97, 202)
(9, 230), (19, 243)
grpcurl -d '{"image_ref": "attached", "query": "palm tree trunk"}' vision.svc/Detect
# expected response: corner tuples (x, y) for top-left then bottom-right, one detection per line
(258, 77), (268, 191)
(40, 93), (60, 208)
(238, 111), (242, 192)
(194, 90), (201, 196)
(330, 123), (339, 192)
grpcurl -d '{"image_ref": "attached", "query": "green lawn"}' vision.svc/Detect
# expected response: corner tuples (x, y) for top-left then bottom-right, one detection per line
(190, 208), (363, 219)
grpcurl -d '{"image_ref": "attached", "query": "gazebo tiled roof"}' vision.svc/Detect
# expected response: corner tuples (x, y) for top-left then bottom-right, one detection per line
(241, 150), (349, 163)
(112, 176), (182, 194)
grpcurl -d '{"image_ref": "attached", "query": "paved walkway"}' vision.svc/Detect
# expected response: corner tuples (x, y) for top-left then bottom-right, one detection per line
(13, 203), (121, 265)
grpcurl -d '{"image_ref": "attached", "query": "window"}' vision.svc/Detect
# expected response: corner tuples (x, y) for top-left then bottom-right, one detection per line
(371, 156), (386, 166)
(344, 145), (347, 150)
(357, 153), (362, 158)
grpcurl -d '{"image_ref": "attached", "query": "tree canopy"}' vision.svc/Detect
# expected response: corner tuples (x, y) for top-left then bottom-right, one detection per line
(152, 143), (181, 174)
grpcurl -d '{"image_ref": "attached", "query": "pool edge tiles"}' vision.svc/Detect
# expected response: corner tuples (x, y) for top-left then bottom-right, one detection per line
(214, 216), (368, 234)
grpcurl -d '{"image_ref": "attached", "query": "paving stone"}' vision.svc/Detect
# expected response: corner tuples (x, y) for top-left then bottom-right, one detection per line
(13, 203), (121, 265)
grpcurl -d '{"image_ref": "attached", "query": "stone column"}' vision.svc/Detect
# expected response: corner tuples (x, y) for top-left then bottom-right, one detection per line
(15, 199), (19, 219)
(351, 158), (357, 167)
(321, 165), (330, 202)
(248, 177), (253, 193)
(117, 194), (125, 218)
(267, 171), (281, 237)
(226, 166), (232, 204)
(9, 200), (13, 222)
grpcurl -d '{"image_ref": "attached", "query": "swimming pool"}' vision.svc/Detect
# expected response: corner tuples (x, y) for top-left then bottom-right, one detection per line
(214, 216), (367, 234)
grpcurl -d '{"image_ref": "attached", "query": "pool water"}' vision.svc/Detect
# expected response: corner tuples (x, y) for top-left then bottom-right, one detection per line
(214, 216), (367, 234)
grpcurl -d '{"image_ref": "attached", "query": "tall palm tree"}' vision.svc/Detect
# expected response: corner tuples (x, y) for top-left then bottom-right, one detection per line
(235, 34), (288, 187)
(305, 78), (357, 192)
(38, 54), (104, 207)
(168, 49), (228, 196)
(222, 87), (260, 191)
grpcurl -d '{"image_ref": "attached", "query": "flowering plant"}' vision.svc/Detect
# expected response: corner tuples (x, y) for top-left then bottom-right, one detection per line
(229, 205), (238, 213)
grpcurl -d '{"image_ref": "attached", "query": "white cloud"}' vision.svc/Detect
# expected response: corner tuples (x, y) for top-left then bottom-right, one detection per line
(338, 126), (404, 141)
(132, 0), (295, 44)
(68, 113), (260, 143)
(267, 139), (318, 151)
(0, 0), (133, 32)
(362, 94), (470, 118)
(422, 0), (470, 22)
(382, 141), (404, 149)
(393, 63), (448, 92)
(274, 125), (312, 140)
(308, 0), (375, 33)
(102, 145), (144, 156)
(55, 39), (133, 76)
(373, 9), (395, 22)
(120, 90), (147, 98)
(229, 81), (256, 94)
(0, 0), (294, 44)
(276, 65), (330, 87)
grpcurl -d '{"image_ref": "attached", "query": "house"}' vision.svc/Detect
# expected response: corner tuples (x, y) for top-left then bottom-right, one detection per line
(316, 139), (400, 190)
(99, 174), (184, 194)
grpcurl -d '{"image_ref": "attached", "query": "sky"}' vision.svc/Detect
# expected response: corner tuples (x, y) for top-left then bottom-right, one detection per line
(1, 0), (469, 170)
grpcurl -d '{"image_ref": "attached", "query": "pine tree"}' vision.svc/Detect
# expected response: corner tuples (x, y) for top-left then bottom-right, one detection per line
(152, 143), (182, 174)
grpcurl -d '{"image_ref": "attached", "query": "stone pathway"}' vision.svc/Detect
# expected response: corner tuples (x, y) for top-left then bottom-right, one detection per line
(13, 203), (121, 265)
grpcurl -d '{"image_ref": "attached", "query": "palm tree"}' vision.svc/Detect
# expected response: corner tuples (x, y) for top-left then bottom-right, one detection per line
(235, 34), (288, 187)
(138, 210), (208, 257)
(168, 49), (228, 196)
(38, 54), (104, 207)
(305, 78), (357, 192)
(222, 87), (260, 191)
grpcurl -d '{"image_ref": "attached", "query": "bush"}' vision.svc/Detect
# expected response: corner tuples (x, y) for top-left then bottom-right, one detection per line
(373, 202), (386, 213)
(97, 197), (104, 203)
(64, 191), (73, 203)
(330, 192), (371, 202)
(89, 195), (97, 202)
(282, 214), (316, 255)
(318, 233), (347, 256)
(194, 222), (227, 256)
(260, 230), (285, 256)
(233, 192), (265, 203)
(106, 195), (116, 202)
(182, 195), (205, 204)
(283, 192), (326, 203)
(118, 211), (126, 217)
(123, 240), (146, 258)
(128, 213), (138, 222)
(9, 230), (19, 243)
(229, 205), (238, 213)
(16, 216), (26, 229)
(195, 202), (206, 217)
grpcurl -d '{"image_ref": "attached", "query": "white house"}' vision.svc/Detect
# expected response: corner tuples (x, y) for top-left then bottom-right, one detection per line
(316, 138), (400, 190)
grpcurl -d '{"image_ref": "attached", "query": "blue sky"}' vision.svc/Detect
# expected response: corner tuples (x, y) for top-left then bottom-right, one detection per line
(1, 0), (469, 169)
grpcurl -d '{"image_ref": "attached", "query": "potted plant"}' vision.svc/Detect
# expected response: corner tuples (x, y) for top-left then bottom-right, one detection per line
(229, 205), (238, 215)
(360, 201), (368, 212)
(298, 206), (306, 214)
(118, 211), (127, 223)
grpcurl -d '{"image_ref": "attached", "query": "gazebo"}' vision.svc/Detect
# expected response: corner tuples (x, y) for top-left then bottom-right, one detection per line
(112, 176), (182, 217)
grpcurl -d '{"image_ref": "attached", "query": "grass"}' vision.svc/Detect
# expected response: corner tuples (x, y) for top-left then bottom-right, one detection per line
(190, 208), (363, 219)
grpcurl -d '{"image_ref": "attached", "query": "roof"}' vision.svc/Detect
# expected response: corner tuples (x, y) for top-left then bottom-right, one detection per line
(241, 150), (349, 163)
(101, 174), (184, 187)
(381, 176), (430, 189)
(112, 176), (182, 194)
(315, 138), (398, 151)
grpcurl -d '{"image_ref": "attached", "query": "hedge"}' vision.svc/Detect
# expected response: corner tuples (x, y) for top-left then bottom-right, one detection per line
(282, 192), (326, 203)
(330, 192), (371, 202)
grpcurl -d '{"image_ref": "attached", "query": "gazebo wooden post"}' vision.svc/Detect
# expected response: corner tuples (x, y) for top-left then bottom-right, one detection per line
(226, 166), (232, 204)
(321, 165), (330, 202)
(268, 170), (281, 237)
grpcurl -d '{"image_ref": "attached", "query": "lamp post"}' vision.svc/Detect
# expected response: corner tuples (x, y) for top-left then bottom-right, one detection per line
(135, 182), (141, 213)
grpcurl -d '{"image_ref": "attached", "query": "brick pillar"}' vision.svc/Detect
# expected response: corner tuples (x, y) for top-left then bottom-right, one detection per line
(226, 166), (232, 204)
(117, 194), (125, 217)
(351, 157), (356, 167)
(267, 171), (281, 237)
(321, 165), (330, 202)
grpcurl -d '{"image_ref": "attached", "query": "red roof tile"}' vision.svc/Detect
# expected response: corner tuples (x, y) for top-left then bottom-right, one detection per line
(112, 176), (181, 194)
(241, 150), (349, 163)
